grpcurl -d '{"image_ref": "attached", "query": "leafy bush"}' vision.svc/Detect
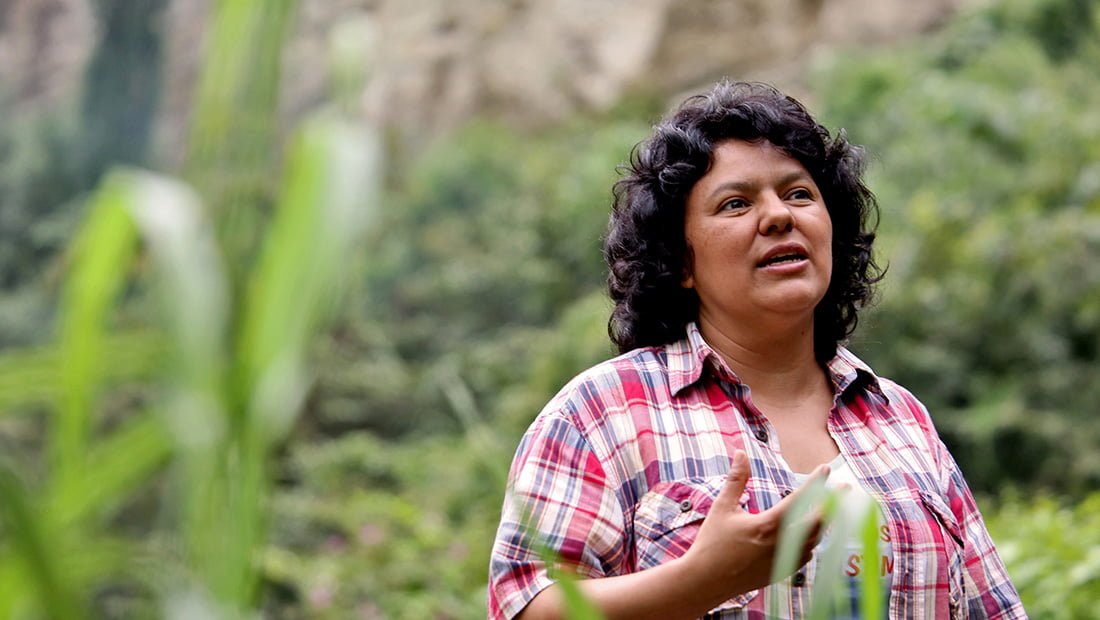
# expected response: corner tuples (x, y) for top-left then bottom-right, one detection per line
(265, 432), (507, 619)
(816, 0), (1100, 493)
(311, 116), (640, 438)
(985, 491), (1100, 618)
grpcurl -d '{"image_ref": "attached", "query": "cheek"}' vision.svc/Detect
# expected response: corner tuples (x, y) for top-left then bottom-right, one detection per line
(817, 215), (834, 260)
(816, 215), (834, 280)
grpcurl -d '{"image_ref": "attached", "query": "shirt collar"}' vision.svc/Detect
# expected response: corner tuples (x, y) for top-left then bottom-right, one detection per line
(666, 321), (885, 400)
(826, 346), (886, 401)
(667, 322), (719, 395)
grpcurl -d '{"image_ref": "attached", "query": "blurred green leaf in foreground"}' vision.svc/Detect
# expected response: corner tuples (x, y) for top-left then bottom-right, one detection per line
(0, 0), (382, 617)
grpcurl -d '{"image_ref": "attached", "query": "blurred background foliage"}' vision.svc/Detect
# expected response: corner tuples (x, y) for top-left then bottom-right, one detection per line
(0, 0), (1098, 617)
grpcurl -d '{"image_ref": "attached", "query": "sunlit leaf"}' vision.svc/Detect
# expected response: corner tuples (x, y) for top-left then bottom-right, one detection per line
(859, 504), (886, 619)
(52, 171), (139, 519)
(239, 116), (380, 443)
(121, 168), (230, 450)
(771, 474), (828, 586)
(808, 492), (849, 620)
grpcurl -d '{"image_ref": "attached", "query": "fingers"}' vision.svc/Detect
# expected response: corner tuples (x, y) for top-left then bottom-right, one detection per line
(711, 449), (750, 513)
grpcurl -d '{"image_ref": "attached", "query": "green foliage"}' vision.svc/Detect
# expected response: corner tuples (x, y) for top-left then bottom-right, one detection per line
(0, 0), (1097, 616)
(0, 1), (382, 618)
(985, 491), (1100, 618)
(816, 0), (1100, 493)
(265, 432), (505, 619)
(284, 0), (1100, 615)
(314, 117), (634, 438)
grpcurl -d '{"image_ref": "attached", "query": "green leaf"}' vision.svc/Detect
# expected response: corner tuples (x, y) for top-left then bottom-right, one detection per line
(238, 117), (381, 443)
(120, 169), (230, 450)
(0, 561), (32, 620)
(859, 505), (886, 620)
(771, 474), (828, 586)
(52, 414), (172, 527)
(0, 465), (85, 619)
(808, 492), (849, 620)
(52, 171), (140, 513)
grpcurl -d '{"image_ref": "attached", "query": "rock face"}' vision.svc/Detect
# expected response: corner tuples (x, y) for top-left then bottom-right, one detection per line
(1, 0), (965, 157)
(0, 0), (94, 110)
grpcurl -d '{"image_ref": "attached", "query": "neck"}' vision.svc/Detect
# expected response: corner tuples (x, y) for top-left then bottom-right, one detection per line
(696, 311), (825, 404)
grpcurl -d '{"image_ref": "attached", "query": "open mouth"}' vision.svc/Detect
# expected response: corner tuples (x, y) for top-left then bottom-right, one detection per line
(758, 252), (807, 267)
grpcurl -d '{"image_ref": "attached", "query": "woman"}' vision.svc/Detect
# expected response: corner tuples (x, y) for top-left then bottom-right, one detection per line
(487, 81), (1024, 619)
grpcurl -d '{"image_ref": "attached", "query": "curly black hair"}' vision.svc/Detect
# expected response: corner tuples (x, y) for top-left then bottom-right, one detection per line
(603, 80), (883, 363)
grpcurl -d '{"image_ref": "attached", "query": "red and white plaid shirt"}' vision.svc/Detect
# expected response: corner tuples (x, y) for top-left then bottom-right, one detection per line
(488, 323), (1024, 619)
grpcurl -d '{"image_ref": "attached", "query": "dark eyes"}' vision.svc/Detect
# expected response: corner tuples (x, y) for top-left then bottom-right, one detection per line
(718, 189), (813, 212)
(719, 198), (749, 211)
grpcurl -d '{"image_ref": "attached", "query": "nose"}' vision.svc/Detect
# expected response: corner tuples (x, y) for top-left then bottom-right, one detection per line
(758, 193), (794, 235)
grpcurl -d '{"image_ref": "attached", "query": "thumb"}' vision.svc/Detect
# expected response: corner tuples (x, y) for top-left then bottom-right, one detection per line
(712, 449), (750, 513)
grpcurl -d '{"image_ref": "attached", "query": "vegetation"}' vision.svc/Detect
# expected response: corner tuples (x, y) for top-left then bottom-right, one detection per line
(817, 0), (1100, 494)
(0, 0), (1097, 617)
(0, 0), (380, 617)
(985, 492), (1100, 619)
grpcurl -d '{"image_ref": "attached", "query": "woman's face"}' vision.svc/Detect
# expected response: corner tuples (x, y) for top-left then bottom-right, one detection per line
(682, 139), (833, 334)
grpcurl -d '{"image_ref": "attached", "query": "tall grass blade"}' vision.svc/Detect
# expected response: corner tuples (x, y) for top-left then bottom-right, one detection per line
(187, 0), (295, 185)
(808, 492), (849, 620)
(52, 171), (139, 526)
(122, 170), (230, 446)
(53, 414), (172, 526)
(769, 474), (828, 612)
(0, 466), (85, 619)
(198, 116), (381, 609)
(186, 0), (297, 279)
(238, 117), (380, 443)
(859, 503), (886, 619)
(0, 562), (32, 620)
(77, 169), (239, 609)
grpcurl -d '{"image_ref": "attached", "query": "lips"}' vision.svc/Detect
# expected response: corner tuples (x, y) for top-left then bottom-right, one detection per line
(757, 243), (809, 268)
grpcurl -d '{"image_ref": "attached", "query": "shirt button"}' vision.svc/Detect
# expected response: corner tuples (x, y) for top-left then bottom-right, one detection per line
(780, 489), (792, 498)
(792, 572), (806, 587)
(755, 429), (769, 443)
(679, 499), (693, 512)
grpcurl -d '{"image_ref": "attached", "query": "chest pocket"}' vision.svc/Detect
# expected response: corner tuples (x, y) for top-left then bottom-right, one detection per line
(632, 477), (758, 615)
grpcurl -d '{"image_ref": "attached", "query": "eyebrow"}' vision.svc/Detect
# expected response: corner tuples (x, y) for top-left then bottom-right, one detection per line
(705, 170), (813, 202)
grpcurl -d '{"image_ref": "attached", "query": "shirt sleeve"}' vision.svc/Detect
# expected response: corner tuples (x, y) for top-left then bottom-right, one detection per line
(935, 437), (1027, 619)
(487, 411), (627, 620)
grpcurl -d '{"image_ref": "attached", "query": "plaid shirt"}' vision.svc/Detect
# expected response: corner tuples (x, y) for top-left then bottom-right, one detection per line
(488, 323), (1025, 619)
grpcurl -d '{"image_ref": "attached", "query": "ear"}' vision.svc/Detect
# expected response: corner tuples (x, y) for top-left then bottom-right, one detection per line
(681, 245), (695, 289)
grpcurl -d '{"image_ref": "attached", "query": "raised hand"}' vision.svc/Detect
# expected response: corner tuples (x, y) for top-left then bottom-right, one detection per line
(680, 449), (829, 609)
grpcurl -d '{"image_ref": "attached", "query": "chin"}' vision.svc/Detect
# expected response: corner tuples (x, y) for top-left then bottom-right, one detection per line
(761, 287), (829, 313)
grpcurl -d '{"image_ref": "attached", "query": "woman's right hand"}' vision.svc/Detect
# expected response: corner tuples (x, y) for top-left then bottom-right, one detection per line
(516, 450), (829, 620)
(680, 449), (829, 610)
